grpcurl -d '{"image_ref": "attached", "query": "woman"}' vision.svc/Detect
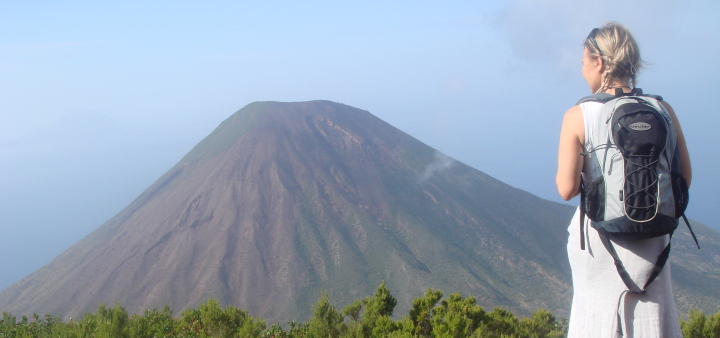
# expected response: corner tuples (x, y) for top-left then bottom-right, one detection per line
(556, 22), (691, 337)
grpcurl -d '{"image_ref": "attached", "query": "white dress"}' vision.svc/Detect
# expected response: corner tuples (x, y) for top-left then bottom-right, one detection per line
(566, 102), (682, 338)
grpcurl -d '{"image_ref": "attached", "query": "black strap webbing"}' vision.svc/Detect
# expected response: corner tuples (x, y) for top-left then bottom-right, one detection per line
(597, 218), (698, 336)
(614, 290), (629, 337)
(597, 230), (643, 293)
(682, 214), (700, 249)
(598, 229), (672, 294)
(597, 229), (673, 294)
(643, 234), (673, 291)
(601, 230), (672, 337)
(579, 182), (586, 250)
(580, 210), (586, 250)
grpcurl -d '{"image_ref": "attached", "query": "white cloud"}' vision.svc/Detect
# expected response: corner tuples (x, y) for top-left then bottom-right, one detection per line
(493, 0), (682, 68)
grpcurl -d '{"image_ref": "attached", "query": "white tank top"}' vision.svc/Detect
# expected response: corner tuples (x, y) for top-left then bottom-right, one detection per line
(579, 101), (604, 180)
(580, 101), (604, 149)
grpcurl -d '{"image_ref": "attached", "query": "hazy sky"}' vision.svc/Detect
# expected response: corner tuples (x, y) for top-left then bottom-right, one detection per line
(1, 1), (718, 290)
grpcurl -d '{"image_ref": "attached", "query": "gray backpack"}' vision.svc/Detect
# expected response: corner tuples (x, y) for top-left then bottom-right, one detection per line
(578, 88), (698, 295)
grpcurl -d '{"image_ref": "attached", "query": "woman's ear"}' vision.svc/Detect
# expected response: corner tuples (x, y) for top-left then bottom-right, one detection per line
(593, 57), (605, 74)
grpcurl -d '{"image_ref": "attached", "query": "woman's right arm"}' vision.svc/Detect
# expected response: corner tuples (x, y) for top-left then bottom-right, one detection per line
(556, 106), (585, 201)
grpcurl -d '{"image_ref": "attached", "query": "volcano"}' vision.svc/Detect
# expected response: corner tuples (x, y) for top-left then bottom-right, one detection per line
(1, 100), (718, 322)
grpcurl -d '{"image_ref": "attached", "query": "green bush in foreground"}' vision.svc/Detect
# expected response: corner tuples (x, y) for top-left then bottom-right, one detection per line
(1, 284), (718, 337)
(681, 308), (720, 338)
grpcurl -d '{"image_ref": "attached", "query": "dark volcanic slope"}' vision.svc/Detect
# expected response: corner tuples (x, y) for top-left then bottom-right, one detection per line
(1, 100), (717, 322)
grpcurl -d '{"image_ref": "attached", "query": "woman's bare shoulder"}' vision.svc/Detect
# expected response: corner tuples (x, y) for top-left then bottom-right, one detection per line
(561, 105), (584, 128)
(659, 100), (677, 116)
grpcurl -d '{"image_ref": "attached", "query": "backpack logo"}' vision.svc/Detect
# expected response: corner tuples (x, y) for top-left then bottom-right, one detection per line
(629, 122), (652, 131)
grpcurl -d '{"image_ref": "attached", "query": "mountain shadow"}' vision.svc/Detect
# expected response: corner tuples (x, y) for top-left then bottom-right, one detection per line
(0, 100), (717, 322)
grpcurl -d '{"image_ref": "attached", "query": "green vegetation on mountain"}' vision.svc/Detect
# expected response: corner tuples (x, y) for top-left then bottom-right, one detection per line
(2, 283), (718, 337)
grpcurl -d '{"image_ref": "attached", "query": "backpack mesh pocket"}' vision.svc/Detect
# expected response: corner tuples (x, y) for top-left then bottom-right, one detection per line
(584, 176), (605, 221)
(671, 172), (689, 217)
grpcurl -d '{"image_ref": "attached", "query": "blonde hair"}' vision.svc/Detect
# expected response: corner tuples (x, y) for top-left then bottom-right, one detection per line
(584, 22), (643, 94)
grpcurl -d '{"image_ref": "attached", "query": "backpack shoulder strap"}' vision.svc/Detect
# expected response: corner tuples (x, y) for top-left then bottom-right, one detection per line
(575, 88), (663, 105)
(643, 94), (663, 101)
(576, 93), (616, 105)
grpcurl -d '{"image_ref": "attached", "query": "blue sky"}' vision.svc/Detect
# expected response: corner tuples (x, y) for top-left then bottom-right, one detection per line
(1, 1), (718, 290)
